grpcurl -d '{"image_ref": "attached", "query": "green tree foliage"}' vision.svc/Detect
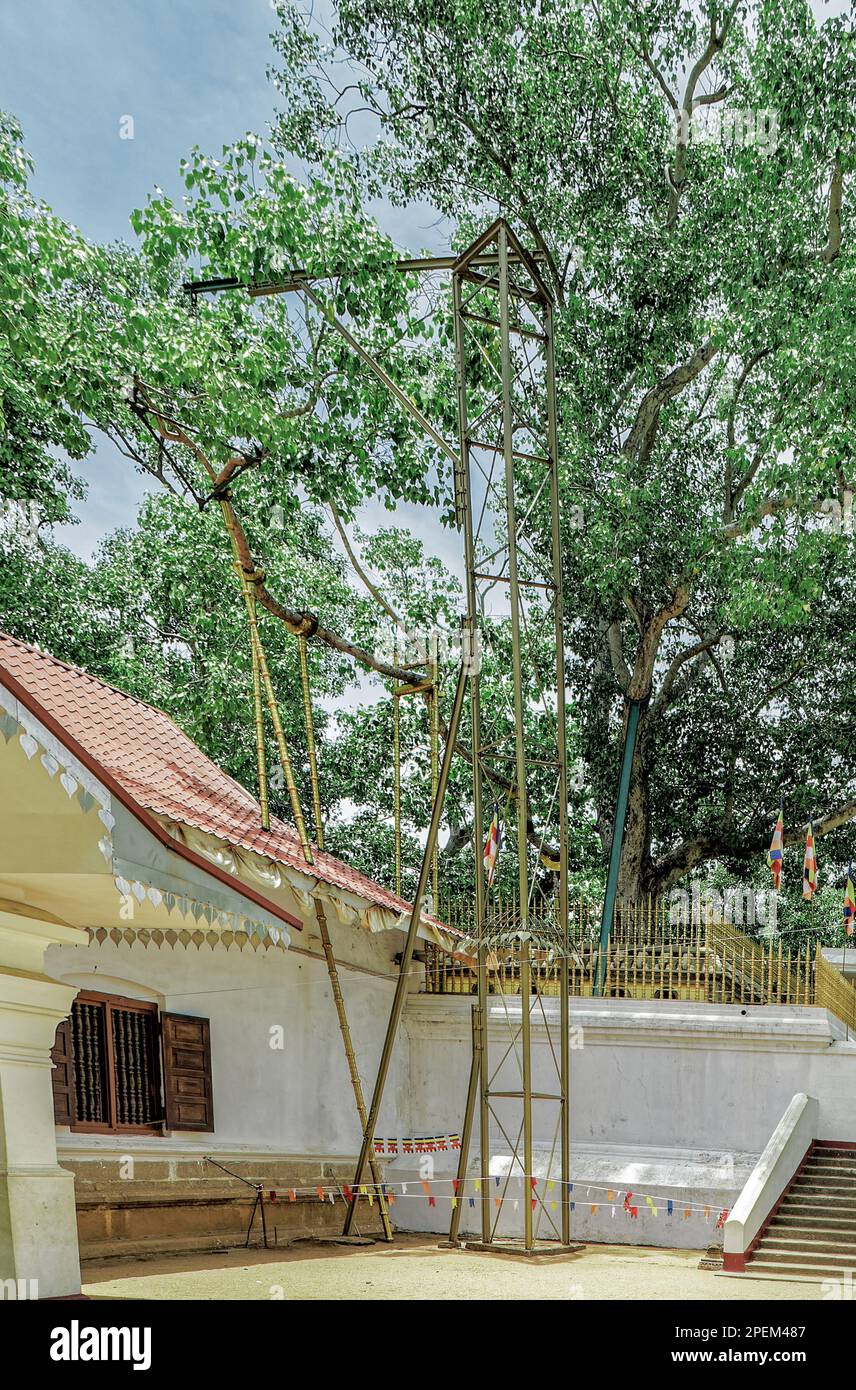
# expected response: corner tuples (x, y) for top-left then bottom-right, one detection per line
(3, 0), (856, 923)
(269, 0), (856, 902)
(0, 110), (92, 521)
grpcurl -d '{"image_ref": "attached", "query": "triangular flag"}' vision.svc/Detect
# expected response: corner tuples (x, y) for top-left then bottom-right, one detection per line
(484, 802), (503, 885)
(803, 818), (818, 900)
(767, 800), (784, 890)
(844, 863), (856, 936)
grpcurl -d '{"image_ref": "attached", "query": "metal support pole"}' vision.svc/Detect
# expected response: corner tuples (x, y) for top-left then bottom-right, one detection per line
(393, 673), (401, 899)
(544, 298), (572, 1243)
(445, 1004), (481, 1245)
(248, 604), (270, 831)
(450, 268), (490, 1245)
(430, 633), (440, 910)
(498, 224), (535, 1250)
(298, 632), (324, 844)
(594, 698), (643, 995)
(300, 284), (459, 470)
(520, 940), (534, 1249)
(312, 897), (393, 1241)
(295, 624), (393, 1239)
(343, 654), (470, 1233)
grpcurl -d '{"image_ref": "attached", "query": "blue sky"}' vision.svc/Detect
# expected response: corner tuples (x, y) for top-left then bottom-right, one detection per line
(2, 0), (844, 579)
(0, 0), (459, 571)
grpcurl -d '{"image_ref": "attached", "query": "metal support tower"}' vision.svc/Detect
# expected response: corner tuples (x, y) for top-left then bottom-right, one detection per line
(444, 221), (574, 1254)
(184, 223), (574, 1250)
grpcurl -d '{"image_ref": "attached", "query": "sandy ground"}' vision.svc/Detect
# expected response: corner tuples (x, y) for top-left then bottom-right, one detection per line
(81, 1235), (823, 1301)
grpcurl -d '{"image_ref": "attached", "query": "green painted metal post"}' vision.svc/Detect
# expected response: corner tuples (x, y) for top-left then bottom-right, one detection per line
(594, 699), (643, 996)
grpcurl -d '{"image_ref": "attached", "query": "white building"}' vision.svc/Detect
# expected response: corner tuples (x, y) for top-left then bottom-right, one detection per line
(2, 630), (856, 1295)
(0, 631), (455, 1295)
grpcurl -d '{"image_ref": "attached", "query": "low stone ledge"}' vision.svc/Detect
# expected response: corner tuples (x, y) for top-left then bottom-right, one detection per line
(405, 994), (847, 1050)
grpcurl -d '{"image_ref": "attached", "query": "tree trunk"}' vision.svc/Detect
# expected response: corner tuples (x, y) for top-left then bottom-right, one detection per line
(616, 704), (653, 901)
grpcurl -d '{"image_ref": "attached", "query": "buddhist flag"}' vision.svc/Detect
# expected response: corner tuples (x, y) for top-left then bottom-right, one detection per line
(844, 865), (856, 937)
(483, 803), (502, 886)
(767, 802), (784, 890)
(802, 819), (818, 900)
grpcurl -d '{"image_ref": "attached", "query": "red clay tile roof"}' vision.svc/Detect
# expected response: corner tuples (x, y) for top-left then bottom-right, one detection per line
(0, 631), (423, 921)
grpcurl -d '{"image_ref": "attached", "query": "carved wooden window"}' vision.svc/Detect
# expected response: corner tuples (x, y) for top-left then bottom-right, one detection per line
(54, 992), (161, 1133)
(51, 993), (213, 1135)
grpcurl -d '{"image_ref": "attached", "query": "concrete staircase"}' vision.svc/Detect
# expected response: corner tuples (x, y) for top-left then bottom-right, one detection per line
(746, 1145), (856, 1283)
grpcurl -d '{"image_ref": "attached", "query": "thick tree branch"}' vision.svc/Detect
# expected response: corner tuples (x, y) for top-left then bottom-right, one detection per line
(131, 391), (565, 863)
(623, 339), (718, 463)
(652, 798), (856, 894)
(816, 159), (843, 264)
(134, 392), (427, 686)
(627, 585), (691, 700)
(650, 633), (724, 719)
(667, 3), (741, 226)
(603, 618), (631, 691)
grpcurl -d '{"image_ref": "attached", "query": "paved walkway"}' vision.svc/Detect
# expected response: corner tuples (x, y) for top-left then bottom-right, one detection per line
(82, 1236), (825, 1301)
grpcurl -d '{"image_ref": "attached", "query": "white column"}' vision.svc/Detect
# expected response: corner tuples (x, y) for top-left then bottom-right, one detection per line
(0, 902), (86, 1298)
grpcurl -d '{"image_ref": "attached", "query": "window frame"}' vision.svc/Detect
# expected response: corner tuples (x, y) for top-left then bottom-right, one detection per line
(66, 990), (163, 1136)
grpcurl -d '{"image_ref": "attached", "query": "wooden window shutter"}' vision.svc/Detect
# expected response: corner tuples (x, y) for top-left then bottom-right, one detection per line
(50, 1017), (75, 1126)
(160, 1013), (214, 1132)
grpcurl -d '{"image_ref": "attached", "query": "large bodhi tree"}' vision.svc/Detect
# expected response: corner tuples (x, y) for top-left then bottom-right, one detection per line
(3, 2), (856, 905)
(268, 0), (856, 896)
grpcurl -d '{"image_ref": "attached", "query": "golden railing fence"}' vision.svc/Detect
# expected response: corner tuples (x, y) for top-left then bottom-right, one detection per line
(422, 897), (855, 1029)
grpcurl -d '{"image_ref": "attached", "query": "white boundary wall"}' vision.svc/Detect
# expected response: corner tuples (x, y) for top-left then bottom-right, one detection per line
(397, 996), (856, 1246)
(42, 941), (856, 1249)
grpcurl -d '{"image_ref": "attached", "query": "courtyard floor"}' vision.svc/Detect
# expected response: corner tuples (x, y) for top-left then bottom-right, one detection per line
(81, 1234), (825, 1301)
